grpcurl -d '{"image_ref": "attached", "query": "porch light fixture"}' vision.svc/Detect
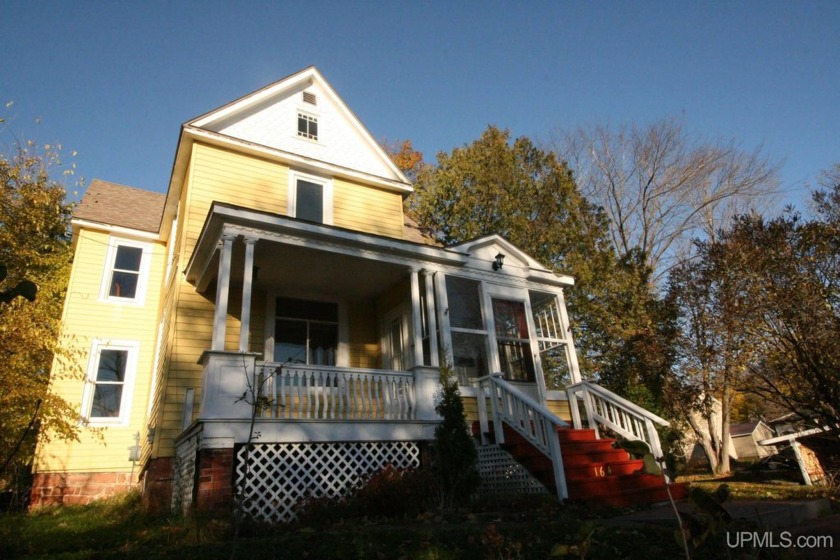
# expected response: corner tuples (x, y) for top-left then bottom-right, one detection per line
(493, 252), (505, 271)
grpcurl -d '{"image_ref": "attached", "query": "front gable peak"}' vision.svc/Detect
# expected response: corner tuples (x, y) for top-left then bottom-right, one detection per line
(187, 67), (408, 187)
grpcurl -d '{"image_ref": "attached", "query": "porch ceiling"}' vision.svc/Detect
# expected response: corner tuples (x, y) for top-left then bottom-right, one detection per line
(186, 202), (468, 296)
(232, 241), (410, 299)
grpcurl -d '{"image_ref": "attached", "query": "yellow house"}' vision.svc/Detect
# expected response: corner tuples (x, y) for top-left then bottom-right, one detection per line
(32, 67), (678, 519)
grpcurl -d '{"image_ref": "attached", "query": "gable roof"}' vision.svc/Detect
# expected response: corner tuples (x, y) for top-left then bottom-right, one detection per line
(74, 179), (166, 234)
(162, 66), (412, 239)
(186, 66), (409, 187)
(729, 421), (772, 437)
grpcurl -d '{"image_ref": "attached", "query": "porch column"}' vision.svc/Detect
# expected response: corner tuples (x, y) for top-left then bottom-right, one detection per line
(239, 237), (257, 352)
(409, 269), (424, 367)
(422, 270), (439, 367)
(434, 272), (452, 364)
(212, 233), (236, 351)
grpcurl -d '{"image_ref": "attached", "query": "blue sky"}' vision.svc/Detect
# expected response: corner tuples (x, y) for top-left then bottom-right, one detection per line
(4, 1), (839, 209)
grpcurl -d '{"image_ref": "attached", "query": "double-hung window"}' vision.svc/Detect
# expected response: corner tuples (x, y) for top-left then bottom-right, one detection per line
(288, 171), (333, 225)
(82, 340), (138, 424)
(101, 238), (151, 304)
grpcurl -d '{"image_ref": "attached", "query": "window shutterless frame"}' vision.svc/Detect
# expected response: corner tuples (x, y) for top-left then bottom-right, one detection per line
(287, 170), (333, 225)
(80, 339), (139, 426)
(99, 237), (153, 305)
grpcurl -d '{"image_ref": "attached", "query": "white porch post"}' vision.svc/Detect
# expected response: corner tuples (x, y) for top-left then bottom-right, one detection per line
(422, 270), (439, 367)
(212, 233), (236, 351)
(239, 237), (257, 352)
(557, 289), (583, 384)
(409, 269), (424, 367)
(434, 272), (452, 364)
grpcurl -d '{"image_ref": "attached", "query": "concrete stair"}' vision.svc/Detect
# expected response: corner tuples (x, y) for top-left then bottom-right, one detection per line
(474, 422), (688, 507)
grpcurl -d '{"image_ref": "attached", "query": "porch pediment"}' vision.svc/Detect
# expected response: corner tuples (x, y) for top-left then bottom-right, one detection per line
(450, 235), (575, 287)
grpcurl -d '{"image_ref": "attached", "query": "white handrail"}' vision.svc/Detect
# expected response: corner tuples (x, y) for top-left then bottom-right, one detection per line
(477, 374), (569, 501)
(259, 363), (415, 421)
(566, 380), (668, 460)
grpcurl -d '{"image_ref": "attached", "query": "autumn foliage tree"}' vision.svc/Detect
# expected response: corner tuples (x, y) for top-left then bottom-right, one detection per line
(0, 130), (79, 498)
(668, 173), (840, 472)
(406, 126), (654, 382)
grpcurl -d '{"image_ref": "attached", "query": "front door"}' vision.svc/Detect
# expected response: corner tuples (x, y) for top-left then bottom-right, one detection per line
(490, 298), (536, 382)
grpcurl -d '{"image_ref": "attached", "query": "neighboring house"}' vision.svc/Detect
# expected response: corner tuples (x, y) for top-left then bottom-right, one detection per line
(729, 421), (777, 461)
(31, 67), (674, 520)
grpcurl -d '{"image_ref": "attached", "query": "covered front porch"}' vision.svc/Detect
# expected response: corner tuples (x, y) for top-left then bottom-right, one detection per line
(184, 202), (584, 432)
(175, 202), (656, 520)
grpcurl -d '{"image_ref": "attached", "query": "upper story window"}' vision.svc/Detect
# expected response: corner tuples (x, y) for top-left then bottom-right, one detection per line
(297, 112), (318, 141)
(81, 339), (139, 425)
(100, 237), (152, 304)
(288, 170), (333, 225)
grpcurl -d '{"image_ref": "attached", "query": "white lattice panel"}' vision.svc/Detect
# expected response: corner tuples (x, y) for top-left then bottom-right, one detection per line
(171, 432), (200, 514)
(476, 444), (547, 496)
(235, 441), (421, 523)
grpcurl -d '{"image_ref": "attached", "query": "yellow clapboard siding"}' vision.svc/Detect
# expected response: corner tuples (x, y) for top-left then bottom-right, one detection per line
(333, 178), (404, 238)
(34, 228), (166, 474)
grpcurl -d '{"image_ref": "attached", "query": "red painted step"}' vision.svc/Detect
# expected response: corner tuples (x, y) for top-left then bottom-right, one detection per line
(564, 459), (645, 480)
(477, 420), (685, 507)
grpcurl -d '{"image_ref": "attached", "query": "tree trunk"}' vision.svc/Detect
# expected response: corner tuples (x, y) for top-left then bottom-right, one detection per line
(716, 388), (734, 474)
(685, 410), (719, 472)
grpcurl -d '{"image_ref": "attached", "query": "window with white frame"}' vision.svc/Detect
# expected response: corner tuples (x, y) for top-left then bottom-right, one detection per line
(297, 112), (318, 141)
(273, 298), (339, 365)
(288, 171), (333, 225)
(445, 276), (489, 385)
(100, 238), (152, 304)
(82, 340), (138, 424)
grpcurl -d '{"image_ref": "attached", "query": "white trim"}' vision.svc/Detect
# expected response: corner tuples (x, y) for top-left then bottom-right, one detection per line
(287, 169), (334, 225)
(98, 236), (153, 306)
(71, 219), (162, 241)
(80, 339), (140, 426)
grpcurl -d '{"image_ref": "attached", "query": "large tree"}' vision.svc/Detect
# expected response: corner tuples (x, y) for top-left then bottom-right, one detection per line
(407, 126), (651, 382)
(555, 117), (780, 280)
(0, 135), (79, 496)
(668, 175), (840, 472)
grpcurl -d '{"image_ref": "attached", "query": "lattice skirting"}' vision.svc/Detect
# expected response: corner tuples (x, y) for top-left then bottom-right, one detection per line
(476, 444), (548, 496)
(234, 441), (421, 523)
(171, 432), (200, 515)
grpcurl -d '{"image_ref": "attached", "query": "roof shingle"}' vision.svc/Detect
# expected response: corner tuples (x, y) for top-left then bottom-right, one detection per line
(74, 179), (165, 233)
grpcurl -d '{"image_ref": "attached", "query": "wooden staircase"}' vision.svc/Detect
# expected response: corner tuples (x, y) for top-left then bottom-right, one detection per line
(476, 421), (688, 507)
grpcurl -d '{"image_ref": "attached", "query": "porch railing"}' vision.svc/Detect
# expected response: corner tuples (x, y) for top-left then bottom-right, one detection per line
(566, 380), (669, 461)
(257, 363), (416, 421)
(476, 374), (569, 501)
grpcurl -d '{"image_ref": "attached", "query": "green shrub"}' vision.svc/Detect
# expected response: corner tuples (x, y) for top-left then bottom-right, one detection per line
(432, 365), (480, 509)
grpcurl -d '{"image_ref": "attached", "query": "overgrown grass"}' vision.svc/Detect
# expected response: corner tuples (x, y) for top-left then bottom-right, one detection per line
(3, 480), (836, 559)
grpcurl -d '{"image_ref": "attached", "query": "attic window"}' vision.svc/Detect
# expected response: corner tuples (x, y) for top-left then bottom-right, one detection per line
(302, 91), (317, 105)
(297, 112), (318, 141)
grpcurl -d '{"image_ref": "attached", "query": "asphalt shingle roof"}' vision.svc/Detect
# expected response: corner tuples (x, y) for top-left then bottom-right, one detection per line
(74, 179), (166, 233)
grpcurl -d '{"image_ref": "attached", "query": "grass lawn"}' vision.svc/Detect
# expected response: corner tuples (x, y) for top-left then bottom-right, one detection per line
(2, 481), (836, 560)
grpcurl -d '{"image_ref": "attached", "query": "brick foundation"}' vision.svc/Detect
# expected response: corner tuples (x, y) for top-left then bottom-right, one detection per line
(141, 457), (174, 515)
(195, 448), (234, 512)
(30, 471), (138, 508)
